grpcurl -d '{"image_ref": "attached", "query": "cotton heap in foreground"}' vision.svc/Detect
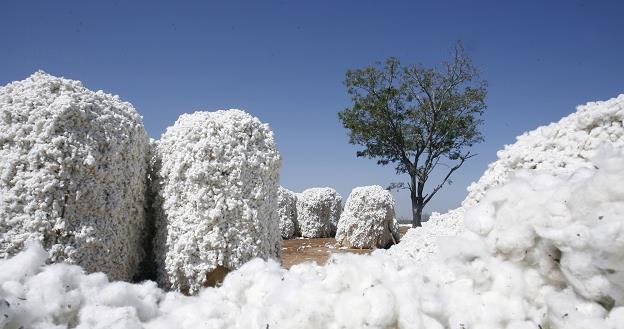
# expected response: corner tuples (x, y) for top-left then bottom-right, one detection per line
(151, 109), (282, 294)
(1, 148), (623, 329)
(0, 71), (150, 281)
(336, 185), (400, 249)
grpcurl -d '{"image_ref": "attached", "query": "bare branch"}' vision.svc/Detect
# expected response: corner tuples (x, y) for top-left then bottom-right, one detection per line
(423, 153), (476, 205)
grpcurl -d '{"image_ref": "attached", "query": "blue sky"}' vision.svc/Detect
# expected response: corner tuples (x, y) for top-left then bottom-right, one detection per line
(1, 0), (623, 218)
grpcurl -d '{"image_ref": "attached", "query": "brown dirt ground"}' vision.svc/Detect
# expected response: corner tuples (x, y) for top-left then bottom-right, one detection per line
(281, 226), (410, 269)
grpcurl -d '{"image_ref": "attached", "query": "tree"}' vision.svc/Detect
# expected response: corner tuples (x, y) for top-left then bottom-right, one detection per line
(338, 42), (487, 227)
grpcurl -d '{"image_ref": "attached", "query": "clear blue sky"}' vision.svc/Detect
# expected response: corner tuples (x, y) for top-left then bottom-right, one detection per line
(1, 1), (623, 219)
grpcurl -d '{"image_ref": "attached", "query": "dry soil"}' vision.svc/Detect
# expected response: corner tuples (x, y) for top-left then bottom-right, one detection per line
(281, 226), (410, 268)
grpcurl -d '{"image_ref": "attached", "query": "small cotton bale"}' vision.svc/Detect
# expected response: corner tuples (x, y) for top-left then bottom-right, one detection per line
(336, 185), (400, 249)
(278, 187), (298, 239)
(296, 187), (342, 238)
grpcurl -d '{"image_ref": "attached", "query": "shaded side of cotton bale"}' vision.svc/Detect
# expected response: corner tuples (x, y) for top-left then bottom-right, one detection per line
(277, 187), (298, 239)
(0, 71), (150, 281)
(336, 185), (400, 249)
(152, 109), (281, 293)
(296, 188), (342, 238)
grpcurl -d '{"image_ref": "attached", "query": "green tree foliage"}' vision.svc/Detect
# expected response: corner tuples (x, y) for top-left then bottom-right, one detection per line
(338, 42), (487, 227)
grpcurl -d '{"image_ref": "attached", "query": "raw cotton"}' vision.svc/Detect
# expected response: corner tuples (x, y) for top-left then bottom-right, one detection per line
(464, 93), (624, 207)
(385, 93), (624, 265)
(0, 71), (150, 281)
(336, 185), (400, 249)
(376, 207), (465, 262)
(1, 149), (624, 329)
(151, 109), (282, 294)
(277, 187), (298, 239)
(296, 187), (342, 238)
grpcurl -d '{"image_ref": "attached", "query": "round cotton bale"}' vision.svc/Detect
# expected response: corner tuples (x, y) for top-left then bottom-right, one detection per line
(0, 71), (150, 281)
(152, 109), (281, 293)
(336, 185), (400, 249)
(277, 187), (298, 239)
(296, 187), (342, 238)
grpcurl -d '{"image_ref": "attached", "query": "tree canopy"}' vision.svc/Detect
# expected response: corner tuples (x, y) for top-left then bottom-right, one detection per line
(339, 42), (487, 227)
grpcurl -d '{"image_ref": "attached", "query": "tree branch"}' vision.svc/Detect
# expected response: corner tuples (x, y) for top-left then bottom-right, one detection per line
(423, 153), (475, 205)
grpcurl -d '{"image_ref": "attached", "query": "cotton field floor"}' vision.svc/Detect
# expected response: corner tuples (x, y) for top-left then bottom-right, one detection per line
(281, 226), (410, 268)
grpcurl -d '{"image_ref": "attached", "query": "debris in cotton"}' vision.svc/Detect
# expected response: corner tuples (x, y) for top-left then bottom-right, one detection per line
(277, 187), (298, 239)
(151, 109), (282, 294)
(296, 187), (342, 238)
(2, 149), (624, 329)
(336, 185), (400, 249)
(0, 71), (150, 281)
(384, 93), (624, 265)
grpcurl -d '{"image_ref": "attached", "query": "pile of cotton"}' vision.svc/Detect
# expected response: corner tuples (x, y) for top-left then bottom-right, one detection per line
(277, 186), (298, 239)
(0, 71), (150, 281)
(465, 93), (624, 206)
(151, 109), (282, 293)
(336, 185), (400, 249)
(377, 207), (465, 262)
(296, 187), (342, 238)
(385, 94), (624, 265)
(2, 149), (624, 328)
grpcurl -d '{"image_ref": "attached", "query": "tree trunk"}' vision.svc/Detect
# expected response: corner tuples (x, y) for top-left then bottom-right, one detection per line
(410, 174), (424, 228)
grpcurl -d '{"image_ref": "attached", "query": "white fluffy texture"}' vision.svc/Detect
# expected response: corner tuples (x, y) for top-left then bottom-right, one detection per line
(0, 71), (149, 281)
(296, 187), (342, 238)
(277, 187), (298, 239)
(465, 93), (624, 207)
(1, 150), (624, 329)
(336, 185), (400, 249)
(152, 109), (282, 293)
(378, 208), (465, 262)
(385, 94), (624, 265)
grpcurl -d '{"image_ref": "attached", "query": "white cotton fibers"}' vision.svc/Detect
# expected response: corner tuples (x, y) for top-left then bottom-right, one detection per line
(151, 109), (282, 293)
(0, 71), (150, 281)
(277, 186), (298, 239)
(296, 187), (342, 238)
(2, 148), (623, 328)
(336, 185), (400, 249)
(385, 93), (624, 265)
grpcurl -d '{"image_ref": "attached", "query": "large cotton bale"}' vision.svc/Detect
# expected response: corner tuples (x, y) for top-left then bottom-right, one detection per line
(296, 187), (342, 238)
(277, 187), (298, 239)
(0, 71), (150, 281)
(152, 109), (281, 293)
(336, 185), (400, 249)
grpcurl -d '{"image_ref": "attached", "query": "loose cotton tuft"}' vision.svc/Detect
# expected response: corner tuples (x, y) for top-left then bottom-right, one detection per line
(152, 109), (282, 293)
(336, 185), (400, 249)
(296, 187), (342, 238)
(0, 71), (150, 281)
(277, 187), (298, 239)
